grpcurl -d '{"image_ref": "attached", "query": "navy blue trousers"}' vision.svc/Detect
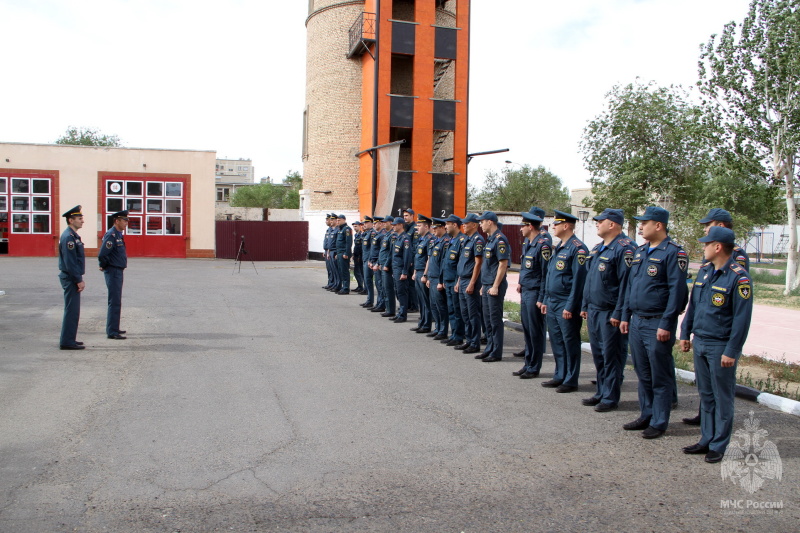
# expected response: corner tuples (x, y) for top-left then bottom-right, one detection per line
(337, 254), (350, 291)
(521, 288), (546, 374)
(353, 255), (364, 289)
(458, 278), (482, 348)
(104, 267), (124, 336)
(546, 299), (583, 387)
(429, 278), (448, 337)
(481, 280), (507, 359)
(59, 273), (81, 347)
(444, 280), (464, 341)
(415, 271), (432, 328)
(693, 338), (738, 453)
(325, 252), (334, 286)
(587, 306), (627, 406)
(393, 275), (409, 319)
(382, 269), (395, 315)
(363, 262), (375, 304)
(629, 314), (676, 430)
(373, 266), (384, 308)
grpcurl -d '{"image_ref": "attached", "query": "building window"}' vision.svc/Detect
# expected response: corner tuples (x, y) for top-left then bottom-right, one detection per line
(7, 177), (51, 234)
(236, 165), (249, 172)
(106, 178), (183, 235)
(217, 187), (230, 202)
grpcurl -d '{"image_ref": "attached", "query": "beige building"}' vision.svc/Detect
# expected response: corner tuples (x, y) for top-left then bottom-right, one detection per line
(0, 142), (216, 258)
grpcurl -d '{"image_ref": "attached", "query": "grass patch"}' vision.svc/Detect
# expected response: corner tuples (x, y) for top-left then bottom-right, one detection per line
(503, 301), (521, 323)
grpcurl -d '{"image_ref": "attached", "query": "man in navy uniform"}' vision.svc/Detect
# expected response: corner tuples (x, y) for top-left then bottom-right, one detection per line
(334, 214), (353, 294)
(58, 205), (86, 350)
(369, 216), (388, 313)
(679, 226), (753, 463)
(580, 209), (635, 411)
(378, 215), (397, 317)
(513, 210), (551, 378)
(620, 206), (688, 439)
(390, 217), (414, 322)
(426, 217), (450, 340)
(98, 209), (129, 340)
(540, 210), (588, 392)
(443, 215), (466, 346)
(403, 208), (420, 312)
(411, 214), (433, 333)
(351, 220), (365, 294)
(359, 217), (376, 306)
(454, 213), (485, 354)
(323, 214), (338, 291)
(476, 212), (511, 362)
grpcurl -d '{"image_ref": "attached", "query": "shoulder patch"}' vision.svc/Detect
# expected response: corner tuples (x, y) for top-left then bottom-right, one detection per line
(105, 240), (113, 249)
(738, 284), (752, 300)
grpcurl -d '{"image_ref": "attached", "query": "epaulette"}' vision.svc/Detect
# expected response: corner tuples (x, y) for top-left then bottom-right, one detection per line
(730, 262), (746, 275)
(616, 237), (631, 246)
(701, 260), (712, 268)
(571, 238), (582, 247)
(667, 240), (683, 249)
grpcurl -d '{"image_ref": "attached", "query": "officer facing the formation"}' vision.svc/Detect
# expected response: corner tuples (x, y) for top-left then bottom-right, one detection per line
(58, 205), (86, 350)
(540, 210), (588, 392)
(620, 206), (688, 439)
(426, 218), (450, 341)
(359, 217), (376, 306)
(378, 215), (397, 317)
(411, 214), (433, 334)
(334, 214), (353, 294)
(443, 215), (466, 346)
(476, 212), (511, 363)
(513, 210), (551, 379)
(455, 213), (485, 354)
(580, 209), (635, 411)
(352, 221), (365, 293)
(98, 209), (129, 340)
(679, 226), (753, 463)
(390, 217), (414, 323)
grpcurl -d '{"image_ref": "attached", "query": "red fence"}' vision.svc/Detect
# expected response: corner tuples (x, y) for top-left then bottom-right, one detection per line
(215, 221), (308, 261)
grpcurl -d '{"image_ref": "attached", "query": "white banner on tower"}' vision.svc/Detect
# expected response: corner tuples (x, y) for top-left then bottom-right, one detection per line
(374, 142), (400, 217)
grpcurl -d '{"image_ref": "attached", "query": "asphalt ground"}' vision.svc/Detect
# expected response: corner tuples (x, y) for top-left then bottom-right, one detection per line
(0, 257), (798, 532)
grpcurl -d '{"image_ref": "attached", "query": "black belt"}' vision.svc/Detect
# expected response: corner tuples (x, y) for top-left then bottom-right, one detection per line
(637, 314), (662, 320)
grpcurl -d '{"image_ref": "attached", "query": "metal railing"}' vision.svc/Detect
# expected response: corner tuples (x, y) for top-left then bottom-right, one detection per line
(348, 12), (376, 58)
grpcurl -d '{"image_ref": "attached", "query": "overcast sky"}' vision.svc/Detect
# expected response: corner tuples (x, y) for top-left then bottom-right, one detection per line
(1, 0), (752, 193)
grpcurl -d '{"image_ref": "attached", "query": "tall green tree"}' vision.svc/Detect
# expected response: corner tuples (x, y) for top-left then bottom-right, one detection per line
(55, 126), (122, 147)
(230, 170), (302, 209)
(698, 0), (800, 293)
(471, 165), (570, 213)
(580, 81), (713, 232)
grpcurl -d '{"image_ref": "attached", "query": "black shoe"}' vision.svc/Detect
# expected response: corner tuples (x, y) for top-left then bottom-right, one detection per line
(380, 312), (393, 317)
(683, 414), (702, 426)
(416, 328), (432, 334)
(371, 307), (386, 313)
(623, 417), (652, 431)
(60, 344), (85, 350)
(108, 334), (127, 340)
(463, 346), (480, 354)
(590, 380), (597, 385)
(394, 317), (407, 323)
(433, 334), (448, 341)
(642, 426), (665, 439)
(520, 371), (539, 379)
(541, 379), (563, 388)
(446, 339), (463, 346)
(474, 352), (489, 359)
(512, 368), (527, 376)
(454, 343), (470, 350)
(119, 330), (126, 334)
(354, 288), (364, 293)
(337, 291), (350, 295)
(683, 443), (710, 455)
(482, 356), (501, 362)
(555, 384), (578, 393)
(408, 307), (419, 313)
(594, 403), (617, 412)
(409, 326), (421, 332)
(705, 450), (724, 463)
(480, 336), (488, 344)
(512, 350), (525, 357)
(75, 341), (84, 346)
(582, 397), (601, 406)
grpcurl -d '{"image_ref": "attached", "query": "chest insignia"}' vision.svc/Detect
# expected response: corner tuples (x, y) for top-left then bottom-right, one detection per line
(598, 262), (607, 272)
(525, 259), (532, 269)
(556, 260), (565, 271)
(712, 293), (725, 307)
(647, 264), (658, 277)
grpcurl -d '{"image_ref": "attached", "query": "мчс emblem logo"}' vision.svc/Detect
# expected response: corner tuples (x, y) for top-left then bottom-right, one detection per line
(721, 411), (782, 494)
(712, 293), (725, 306)
(647, 264), (658, 277)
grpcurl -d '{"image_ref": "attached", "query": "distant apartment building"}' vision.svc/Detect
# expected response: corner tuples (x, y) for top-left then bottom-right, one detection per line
(215, 158), (255, 203)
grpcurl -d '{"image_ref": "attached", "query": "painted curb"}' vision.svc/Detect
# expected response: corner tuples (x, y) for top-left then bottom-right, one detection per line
(0, 290), (5, 296)
(503, 319), (800, 418)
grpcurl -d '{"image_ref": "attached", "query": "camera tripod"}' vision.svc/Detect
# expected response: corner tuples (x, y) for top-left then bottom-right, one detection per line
(233, 235), (258, 274)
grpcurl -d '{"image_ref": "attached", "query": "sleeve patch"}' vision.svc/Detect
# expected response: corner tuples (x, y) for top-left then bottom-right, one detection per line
(738, 284), (752, 299)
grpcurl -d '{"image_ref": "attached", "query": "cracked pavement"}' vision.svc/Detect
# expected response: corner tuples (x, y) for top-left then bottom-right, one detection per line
(0, 258), (798, 532)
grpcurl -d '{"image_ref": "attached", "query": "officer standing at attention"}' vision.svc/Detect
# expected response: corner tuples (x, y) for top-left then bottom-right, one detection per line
(411, 214), (433, 333)
(679, 226), (753, 463)
(475, 212), (511, 362)
(98, 209), (129, 340)
(540, 210), (587, 392)
(323, 214), (338, 291)
(454, 213), (485, 354)
(580, 209), (635, 411)
(369, 217), (388, 313)
(620, 206), (688, 439)
(390, 217), (414, 323)
(58, 205), (86, 350)
(334, 214), (353, 294)
(513, 211), (550, 379)
(443, 215), (466, 347)
(352, 221), (365, 294)
(683, 208), (750, 426)
(378, 215), (397, 317)
(425, 218), (450, 340)
(402, 208), (420, 312)
(359, 217), (376, 307)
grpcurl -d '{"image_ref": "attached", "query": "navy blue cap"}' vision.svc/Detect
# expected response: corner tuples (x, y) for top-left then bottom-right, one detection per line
(698, 226), (735, 244)
(477, 211), (498, 223)
(62, 205), (83, 218)
(337, 214), (346, 220)
(462, 213), (480, 224)
(633, 206), (670, 224)
(353, 220), (363, 225)
(521, 212), (543, 224)
(417, 214), (432, 224)
(699, 208), (733, 224)
(593, 208), (624, 225)
(403, 208), (415, 215)
(431, 217), (446, 227)
(392, 217), (405, 225)
(383, 215), (394, 223)
(363, 216), (373, 223)
(552, 209), (578, 225)
(110, 209), (129, 220)
(528, 206), (546, 219)
(445, 214), (462, 225)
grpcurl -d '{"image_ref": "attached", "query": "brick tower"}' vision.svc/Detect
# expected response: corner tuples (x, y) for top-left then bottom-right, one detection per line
(303, 0), (470, 235)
